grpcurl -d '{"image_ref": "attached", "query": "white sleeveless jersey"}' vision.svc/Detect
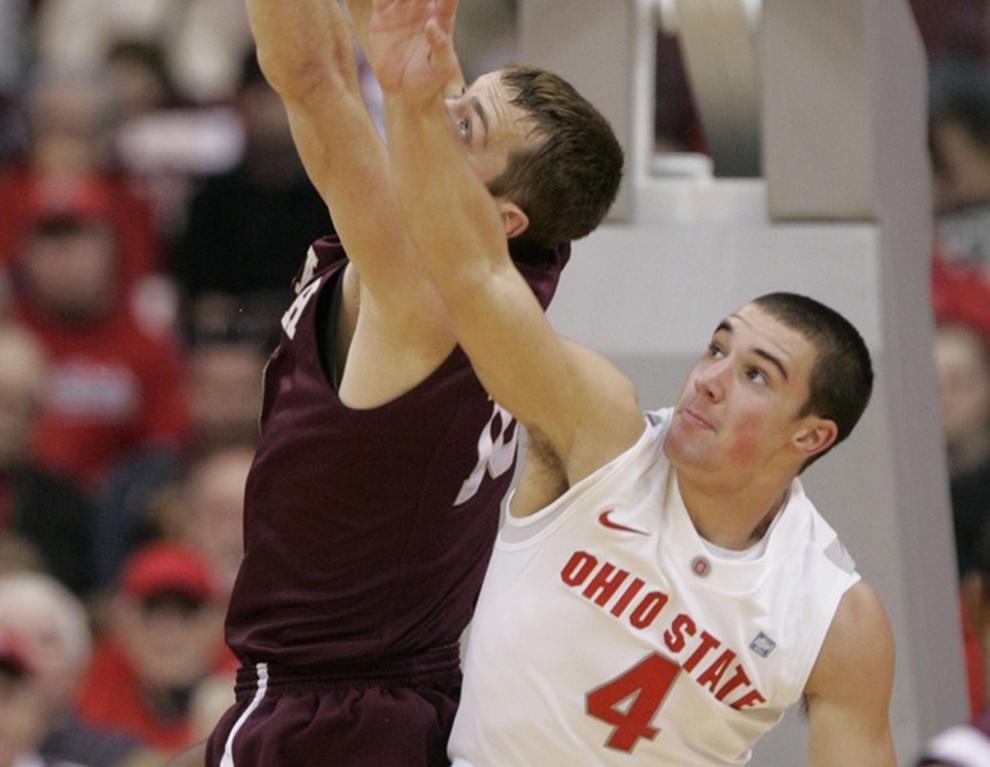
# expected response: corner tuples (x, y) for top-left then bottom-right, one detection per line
(449, 408), (860, 766)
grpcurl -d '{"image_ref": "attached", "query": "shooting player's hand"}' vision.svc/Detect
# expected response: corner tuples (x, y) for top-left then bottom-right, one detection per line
(368, 0), (459, 103)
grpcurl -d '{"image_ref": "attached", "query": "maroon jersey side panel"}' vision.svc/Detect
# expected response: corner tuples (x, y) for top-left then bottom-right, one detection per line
(225, 236), (569, 668)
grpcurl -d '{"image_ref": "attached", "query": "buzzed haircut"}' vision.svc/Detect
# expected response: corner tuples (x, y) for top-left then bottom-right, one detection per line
(754, 292), (874, 469)
(489, 65), (624, 249)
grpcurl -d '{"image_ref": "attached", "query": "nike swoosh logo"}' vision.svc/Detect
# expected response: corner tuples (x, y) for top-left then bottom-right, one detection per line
(598, 510), (649, 536)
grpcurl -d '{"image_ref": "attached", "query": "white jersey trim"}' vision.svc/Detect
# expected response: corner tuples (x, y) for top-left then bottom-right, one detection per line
(220, 662), (268, 767)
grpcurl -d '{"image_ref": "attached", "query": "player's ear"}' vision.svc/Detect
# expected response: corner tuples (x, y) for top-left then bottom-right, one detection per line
(496, 200), (529, 240)
(793, 417), (838, 459)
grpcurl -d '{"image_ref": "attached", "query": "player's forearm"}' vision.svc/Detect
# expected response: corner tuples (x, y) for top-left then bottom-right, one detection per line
(346, 0), (373, 55)
(245, 0), (357, 101)
(383, 91), (585, 448)
(384, 95), (508, 295)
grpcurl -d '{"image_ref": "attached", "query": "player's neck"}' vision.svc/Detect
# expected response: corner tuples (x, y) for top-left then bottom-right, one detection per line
(675, 468), (790, 551)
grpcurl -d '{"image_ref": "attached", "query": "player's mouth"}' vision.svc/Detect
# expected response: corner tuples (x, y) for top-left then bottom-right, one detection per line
(681, 407), (715, 431)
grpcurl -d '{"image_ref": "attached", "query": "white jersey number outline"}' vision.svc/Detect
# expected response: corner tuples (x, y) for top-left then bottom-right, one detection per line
(454, 399), (517, 506)
(281, 277), (322, 340)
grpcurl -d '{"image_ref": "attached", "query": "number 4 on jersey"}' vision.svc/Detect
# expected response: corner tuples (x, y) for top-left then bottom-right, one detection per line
(586, 653), (680, 752)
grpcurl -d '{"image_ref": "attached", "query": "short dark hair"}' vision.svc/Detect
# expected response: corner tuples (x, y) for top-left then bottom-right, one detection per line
(753, 293), (874, 469)
(488, 65), (624, 249)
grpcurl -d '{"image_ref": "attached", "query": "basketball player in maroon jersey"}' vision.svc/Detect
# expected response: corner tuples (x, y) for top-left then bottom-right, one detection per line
(157, 1), (623, 765)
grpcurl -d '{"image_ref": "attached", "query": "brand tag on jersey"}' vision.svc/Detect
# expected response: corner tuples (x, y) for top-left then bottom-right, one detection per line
(749, 631), (777, 658)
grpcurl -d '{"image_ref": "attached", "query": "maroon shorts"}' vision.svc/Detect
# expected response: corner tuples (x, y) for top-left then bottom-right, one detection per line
(205, 645), (461, 767)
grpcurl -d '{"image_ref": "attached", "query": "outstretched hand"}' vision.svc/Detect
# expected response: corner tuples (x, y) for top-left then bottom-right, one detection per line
(368, 0), (459, 102)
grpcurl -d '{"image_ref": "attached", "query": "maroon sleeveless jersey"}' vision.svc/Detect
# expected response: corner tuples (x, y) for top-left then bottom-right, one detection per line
(224, 236), (569, 670)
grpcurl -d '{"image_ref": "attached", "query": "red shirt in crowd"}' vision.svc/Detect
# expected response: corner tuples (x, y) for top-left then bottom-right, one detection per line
(76, 635), (235, 753)
(16, 299), (187, 488)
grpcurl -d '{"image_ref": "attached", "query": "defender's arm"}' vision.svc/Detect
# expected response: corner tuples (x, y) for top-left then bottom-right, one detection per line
(370, 0), (641, 480)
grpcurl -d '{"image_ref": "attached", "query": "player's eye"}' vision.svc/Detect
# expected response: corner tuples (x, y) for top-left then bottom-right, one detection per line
(457, 118), (471, 140)
(746, 367), (769, 385)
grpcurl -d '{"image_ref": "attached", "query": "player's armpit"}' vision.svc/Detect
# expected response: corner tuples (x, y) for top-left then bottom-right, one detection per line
(805, 581), (896, 767)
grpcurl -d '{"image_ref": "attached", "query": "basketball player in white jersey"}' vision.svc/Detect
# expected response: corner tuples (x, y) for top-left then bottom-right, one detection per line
(366, 1), (896, 764)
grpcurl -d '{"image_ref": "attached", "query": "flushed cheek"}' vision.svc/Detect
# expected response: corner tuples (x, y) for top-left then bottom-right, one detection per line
(724, 413), (766, 465)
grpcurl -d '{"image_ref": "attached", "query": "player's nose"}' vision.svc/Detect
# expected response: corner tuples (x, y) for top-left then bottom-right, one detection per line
(694, 360), (727, 402)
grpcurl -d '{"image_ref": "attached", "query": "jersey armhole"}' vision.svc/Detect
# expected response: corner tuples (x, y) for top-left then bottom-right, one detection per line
(315, 269), (346, 392)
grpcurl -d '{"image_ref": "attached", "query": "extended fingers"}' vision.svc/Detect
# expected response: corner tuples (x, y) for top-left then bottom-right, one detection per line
(425, 16), (452, 51)
(436, 0), (458, 30)
(372, 0), (429, 23)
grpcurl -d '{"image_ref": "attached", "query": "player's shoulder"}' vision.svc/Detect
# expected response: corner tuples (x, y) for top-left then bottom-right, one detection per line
(831, 581), (890, 639)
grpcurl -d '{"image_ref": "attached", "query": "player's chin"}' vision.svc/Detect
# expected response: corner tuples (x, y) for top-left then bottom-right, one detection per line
(664, 426), (711, 470)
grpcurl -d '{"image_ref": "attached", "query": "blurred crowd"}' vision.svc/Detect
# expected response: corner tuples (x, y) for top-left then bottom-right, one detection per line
(0, 1), (519, 764)
(920, 3), (990, 765)
(0, 0), (989, 765)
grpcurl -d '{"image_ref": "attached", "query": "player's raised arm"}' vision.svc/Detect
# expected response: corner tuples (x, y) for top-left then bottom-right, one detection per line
(805, 582), (897, 767)
(368, 0), (641, 479)
(244, 0), (442, 328)
(345, 0), (375, 55)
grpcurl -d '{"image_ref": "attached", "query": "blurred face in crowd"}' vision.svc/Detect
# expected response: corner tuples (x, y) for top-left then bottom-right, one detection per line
(0, 602), (81, 714)
(28, 74), (110, 177)
(187, 343), (265, 451)
(107, 52), (171, 121)
(935, 323), (990, 471)
(0, 382), (35, 468)
(931, 118), (990, 214)
(22, 218), (116, 321)
(116, 590), (223, 691)
(182, 448), (252, 595)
